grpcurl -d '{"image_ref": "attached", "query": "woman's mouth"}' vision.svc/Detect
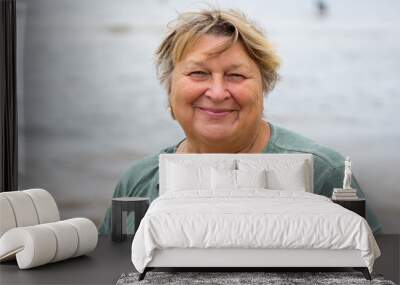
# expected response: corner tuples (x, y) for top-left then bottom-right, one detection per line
(196, 107), (237, 118)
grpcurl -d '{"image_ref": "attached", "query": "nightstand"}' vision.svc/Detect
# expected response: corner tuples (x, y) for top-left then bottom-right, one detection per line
(111, 197), (149, 242)
(332, 198), (365, 218)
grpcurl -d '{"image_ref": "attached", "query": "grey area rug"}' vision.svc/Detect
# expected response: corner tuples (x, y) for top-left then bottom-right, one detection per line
(116, 272), (396, 285)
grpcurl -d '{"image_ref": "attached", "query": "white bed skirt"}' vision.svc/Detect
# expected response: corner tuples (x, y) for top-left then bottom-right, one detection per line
(148, 248), (366, 268)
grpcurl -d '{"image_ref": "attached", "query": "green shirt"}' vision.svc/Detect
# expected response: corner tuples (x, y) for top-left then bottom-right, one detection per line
(99, 123), (381, 234)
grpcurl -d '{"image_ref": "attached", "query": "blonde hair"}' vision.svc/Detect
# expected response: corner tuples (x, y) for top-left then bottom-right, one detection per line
(155, 9), (280, 95)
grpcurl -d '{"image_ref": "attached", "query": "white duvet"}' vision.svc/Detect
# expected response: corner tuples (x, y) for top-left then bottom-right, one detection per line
(131, 190), (380, 273)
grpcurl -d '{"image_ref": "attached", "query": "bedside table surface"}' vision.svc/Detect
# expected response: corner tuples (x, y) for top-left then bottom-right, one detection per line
(112, 197), (149, 202)
(332, 198), (365, 201)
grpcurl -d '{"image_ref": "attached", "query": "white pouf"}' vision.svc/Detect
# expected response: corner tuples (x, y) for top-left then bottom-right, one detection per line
(0, 189), (60, 237)
(0, 225), (57, 268)
(65, 218), (98, 257)
(0, 218), (98, 269)
(23, 189), (60, 224)
(0, 196), (17, 237)
(0, 191), (39, 227)
(42, 221), (79, 262)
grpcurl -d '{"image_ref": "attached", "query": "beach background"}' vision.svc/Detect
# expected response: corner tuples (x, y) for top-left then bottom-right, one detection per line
(16, 0), (400, 233)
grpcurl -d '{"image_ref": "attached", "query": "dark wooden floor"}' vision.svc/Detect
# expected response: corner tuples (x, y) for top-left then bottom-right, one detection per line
(0, 234), (398, 284)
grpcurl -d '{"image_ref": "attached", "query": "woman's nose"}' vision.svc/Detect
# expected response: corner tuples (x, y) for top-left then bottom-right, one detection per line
(204, 76), (230, 101)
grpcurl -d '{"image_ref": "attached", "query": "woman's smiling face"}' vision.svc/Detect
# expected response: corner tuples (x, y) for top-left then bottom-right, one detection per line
(170, 34), (264, 146)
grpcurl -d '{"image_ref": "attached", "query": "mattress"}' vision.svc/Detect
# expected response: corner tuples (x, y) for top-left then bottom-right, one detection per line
(131, 190), (380, 273)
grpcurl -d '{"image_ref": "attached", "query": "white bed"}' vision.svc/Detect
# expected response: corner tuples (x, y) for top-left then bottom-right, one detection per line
(131, 154), (380, 280)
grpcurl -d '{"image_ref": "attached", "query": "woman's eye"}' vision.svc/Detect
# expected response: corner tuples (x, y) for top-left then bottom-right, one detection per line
(226, 74), (245, 81)
(189, 71), (208, 78)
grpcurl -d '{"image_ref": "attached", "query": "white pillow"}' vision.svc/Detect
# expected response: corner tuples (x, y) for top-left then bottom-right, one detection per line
(166, 159), (236, 192)
(236, 169), (268, 189)
(211, 168), (236, 190)
(238, 159), (308, 191)
(167, 162), (210, 191)
(211, 168), (268, 190)
(266, 162), (307, 191)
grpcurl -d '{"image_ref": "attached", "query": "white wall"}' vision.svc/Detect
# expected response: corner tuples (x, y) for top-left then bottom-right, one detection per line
(17, 0), (400, 233)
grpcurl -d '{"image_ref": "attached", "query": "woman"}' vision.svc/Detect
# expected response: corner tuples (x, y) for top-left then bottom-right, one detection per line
(99, 9), (380, 234)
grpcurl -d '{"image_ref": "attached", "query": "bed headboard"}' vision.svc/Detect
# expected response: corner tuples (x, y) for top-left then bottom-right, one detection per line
(159, 153), (314, 195)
